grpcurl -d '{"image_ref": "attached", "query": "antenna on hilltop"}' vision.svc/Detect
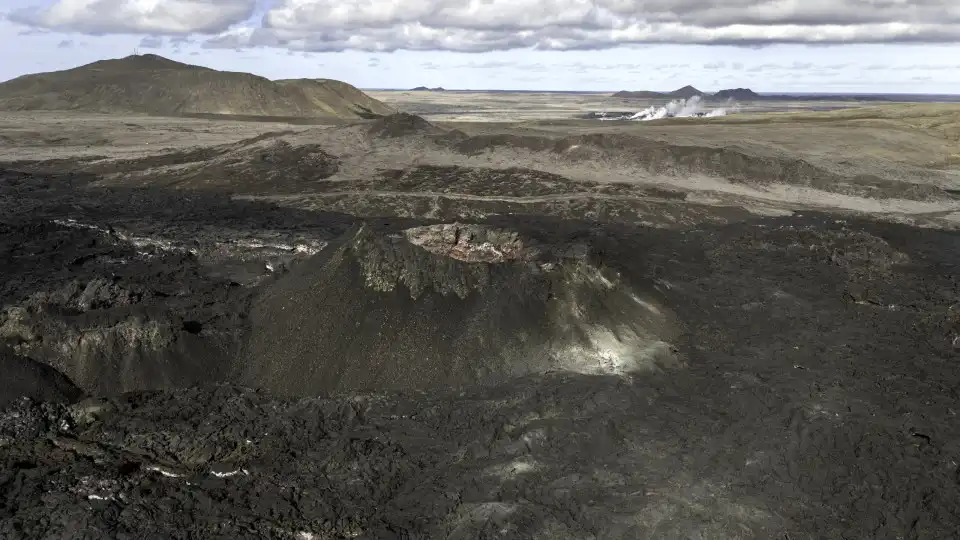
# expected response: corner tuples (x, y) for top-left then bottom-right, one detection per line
(134, 47), (139, 55)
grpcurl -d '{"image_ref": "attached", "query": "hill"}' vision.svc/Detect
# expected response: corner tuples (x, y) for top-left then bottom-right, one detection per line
(614, 85), (704, 99)
(0, 54), (394, 119)
(667, 85), (704, 99)
(411, 86), (446, 91)
(613, 85), (940, 103)
(239, 222), (679, 395)
(714, 87), (760, 100)
(612, 90), (665, 98)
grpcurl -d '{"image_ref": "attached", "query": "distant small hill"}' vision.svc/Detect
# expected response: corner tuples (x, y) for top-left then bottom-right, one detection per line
(613, 90), (664, 98)
(0, 54), (394, 119)
(614, 85), (704, 99)
(613, 85), (912, 103)
(714, 88), (760, 100)
(666, 85), (704, 99)
(411, 86), (446, 91)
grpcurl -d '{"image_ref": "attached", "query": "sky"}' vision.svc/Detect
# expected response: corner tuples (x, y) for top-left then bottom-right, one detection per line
(1, 0), (960, 93)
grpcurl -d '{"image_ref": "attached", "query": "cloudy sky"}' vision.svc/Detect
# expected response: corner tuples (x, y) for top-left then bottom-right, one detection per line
(1, 0), (960, 93)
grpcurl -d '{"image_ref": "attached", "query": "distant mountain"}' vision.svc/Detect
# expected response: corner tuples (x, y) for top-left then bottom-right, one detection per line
(612, 90), (665, 98)
(411, 86), (446, 91)
(711, 87), (894, 102)
(667, 85), (704, 99)
(613, 85), (925, 102)
(613, 85), (704, 99)
(713, 88), (760, 100)
(0, 54), (394, 119)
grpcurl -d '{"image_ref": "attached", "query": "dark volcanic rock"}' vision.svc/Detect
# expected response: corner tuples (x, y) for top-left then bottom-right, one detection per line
(4, 213), (960, 538)
(185, 138), (341, 191)
(367, 112), (444, 138)
(0, 350), (85, 409)
(0, 172), (353, 395)
(4, 157), (960, 539)
(0, 220), (252, 395)
(239, 222), (681, 395)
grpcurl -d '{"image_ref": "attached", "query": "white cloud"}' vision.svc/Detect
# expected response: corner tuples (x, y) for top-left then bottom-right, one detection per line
(10, 0), (256, 34)
(3, 0), (960, 94)
(221, 0), (960, 53)
(8, 0), (960, 51)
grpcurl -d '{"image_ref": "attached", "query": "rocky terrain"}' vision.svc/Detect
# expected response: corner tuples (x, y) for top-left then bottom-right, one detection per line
(2, 100), (960, 538)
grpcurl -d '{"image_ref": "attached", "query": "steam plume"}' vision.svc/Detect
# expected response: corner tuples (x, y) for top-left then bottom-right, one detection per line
(595, 96), (739, 121)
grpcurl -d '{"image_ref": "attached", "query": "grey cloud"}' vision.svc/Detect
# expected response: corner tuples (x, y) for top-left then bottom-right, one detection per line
(462, 61), (515, 69)
(236, 0), (960, 53)
(703, 62), (726, 70)
(435, 60), (551, 73)
(57, 39), (74, 48)
(207, 26), (544, 53)
(745, 63), (780, 72)
(894, 64), (957, 70)
(745, 62), (857, 75)
(11, 0), (960, 53)
(12, 0), (255, 35)
(139, 36), (164, 49)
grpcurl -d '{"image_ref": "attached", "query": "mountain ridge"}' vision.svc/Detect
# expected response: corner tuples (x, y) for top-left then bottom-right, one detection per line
(0, 54), (394, 119)
(613, 85), (916, 102)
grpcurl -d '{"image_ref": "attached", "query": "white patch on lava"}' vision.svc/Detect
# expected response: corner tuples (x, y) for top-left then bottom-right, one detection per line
(484, 457), (542, 480)
(210, 468), (250, 478)
(404, 223), (530, 263)
(52, 218), (328, 262)
(146, 465), (184, 478)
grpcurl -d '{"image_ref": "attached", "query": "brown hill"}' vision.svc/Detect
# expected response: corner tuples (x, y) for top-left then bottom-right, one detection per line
(0, 54), (394, 119)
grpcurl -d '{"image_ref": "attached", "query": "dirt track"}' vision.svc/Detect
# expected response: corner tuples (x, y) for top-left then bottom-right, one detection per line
(2, 105), (960, 538)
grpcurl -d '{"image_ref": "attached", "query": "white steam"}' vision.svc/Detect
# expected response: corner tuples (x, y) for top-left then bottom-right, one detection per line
(596, 96), (739, 121)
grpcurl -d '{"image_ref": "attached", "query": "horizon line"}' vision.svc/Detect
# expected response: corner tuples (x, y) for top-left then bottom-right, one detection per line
(363, 88), (960, 97)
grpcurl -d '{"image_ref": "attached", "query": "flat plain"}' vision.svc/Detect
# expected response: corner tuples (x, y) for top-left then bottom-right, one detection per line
(3, 90), (960, 538)
(366, 89), (884, 121)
